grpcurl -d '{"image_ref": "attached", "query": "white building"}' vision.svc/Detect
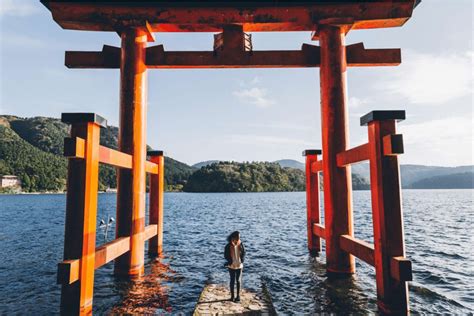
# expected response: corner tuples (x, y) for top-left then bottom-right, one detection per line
(0, 175), (21, 188)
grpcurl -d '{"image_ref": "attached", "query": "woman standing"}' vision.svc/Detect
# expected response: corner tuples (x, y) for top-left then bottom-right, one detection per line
(224, 231), (245, 302)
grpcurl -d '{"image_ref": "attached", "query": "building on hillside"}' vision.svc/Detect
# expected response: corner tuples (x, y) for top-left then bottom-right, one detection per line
(0, 175), (21, 188)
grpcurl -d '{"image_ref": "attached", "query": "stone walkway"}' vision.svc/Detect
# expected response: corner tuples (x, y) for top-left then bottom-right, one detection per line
(193, 284), (275, 315)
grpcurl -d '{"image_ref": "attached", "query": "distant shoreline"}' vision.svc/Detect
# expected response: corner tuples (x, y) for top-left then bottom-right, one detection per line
(1, 188), (473, 195)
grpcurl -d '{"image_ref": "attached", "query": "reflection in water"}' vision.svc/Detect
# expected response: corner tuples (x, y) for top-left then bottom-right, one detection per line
(304, 257), (371, 315)
(110, 256), (174, 314)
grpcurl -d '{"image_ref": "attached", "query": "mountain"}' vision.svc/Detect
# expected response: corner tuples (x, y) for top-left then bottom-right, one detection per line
(2, 115), (471, 192)
(0, 124), (67, 192)
(401, 165), (473, 186)
(274, 159), (305, 170)
(409, 172), (473, 189)
(0, 115), (195, 192)
(351, 163), (473, 188)
(184, 161), (305, 192)
(192, 160), (220, 169)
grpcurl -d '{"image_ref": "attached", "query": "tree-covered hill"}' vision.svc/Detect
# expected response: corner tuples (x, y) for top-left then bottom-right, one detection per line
(0, 115), (195, 192)
(0, 124), (67, 192)
(184, 161), (305, 192)
(3, 114), (467, 193)
(192, 160), (220, 169)
(183, 161), (371, 192)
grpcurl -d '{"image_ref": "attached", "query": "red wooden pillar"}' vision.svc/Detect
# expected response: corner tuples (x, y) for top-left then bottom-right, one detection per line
(363, 110), (409, 314)
(59, 113), (105, 315)
(303, 149), (322, 256)
(148, 150), (165, 256)
(319, 24), (355, 275)
(115, 28), (148, 277)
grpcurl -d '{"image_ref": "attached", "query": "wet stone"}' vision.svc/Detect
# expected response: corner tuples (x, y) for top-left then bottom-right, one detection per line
(193, 284), (275, 315)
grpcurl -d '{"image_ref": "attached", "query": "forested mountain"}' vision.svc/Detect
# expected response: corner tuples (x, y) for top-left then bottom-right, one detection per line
(184, 161), (371, 192)
(274, 159), (305, 170)
(0, 124), (67, 192)
(192, 160), (220, 169)
(409, 172), (473, 189)
(0, 115), (195, 192)
(184, 162), (305, 192)
(1, 115), (471, 192)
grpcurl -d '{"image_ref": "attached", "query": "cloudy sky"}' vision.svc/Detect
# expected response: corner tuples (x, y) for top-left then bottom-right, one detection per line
(0, 0), (472, 166)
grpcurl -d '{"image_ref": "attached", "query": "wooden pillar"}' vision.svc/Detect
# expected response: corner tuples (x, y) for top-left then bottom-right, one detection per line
(303, 149), (322, 256)
(318, 24), (355, 275)
(115, 28), (148, 277)
(363, 110), (409, 314)
(60, 113), (105, 315)
(148, 150), (165, 256)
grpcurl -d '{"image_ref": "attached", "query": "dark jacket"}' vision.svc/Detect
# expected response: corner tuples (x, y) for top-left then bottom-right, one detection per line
(224, 242), (245, 266)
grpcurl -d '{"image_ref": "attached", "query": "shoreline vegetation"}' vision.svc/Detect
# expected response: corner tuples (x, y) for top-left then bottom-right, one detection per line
(1, 115), (472, 194)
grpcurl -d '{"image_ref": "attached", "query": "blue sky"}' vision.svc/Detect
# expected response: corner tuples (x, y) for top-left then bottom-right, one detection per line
(0, 1), (472, 166)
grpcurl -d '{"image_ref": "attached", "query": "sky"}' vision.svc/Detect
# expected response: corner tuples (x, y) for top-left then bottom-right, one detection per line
(0, 0), (472, 167)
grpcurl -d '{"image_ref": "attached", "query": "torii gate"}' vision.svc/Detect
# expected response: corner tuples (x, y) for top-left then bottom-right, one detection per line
(41, 0), (418, 314)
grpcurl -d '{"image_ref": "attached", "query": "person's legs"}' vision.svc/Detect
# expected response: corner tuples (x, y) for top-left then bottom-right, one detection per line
(228, 268), (236, 300)
(235, 269), (242, 301)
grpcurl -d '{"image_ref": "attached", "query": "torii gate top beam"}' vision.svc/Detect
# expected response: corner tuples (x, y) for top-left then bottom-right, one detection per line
(41, 0), (419, 33)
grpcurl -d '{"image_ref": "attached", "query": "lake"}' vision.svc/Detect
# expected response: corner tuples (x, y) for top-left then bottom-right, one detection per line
(0, 190), (472, 314)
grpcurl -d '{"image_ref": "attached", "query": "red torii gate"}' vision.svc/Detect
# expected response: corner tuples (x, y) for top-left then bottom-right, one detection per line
(41, 0), (418, 314)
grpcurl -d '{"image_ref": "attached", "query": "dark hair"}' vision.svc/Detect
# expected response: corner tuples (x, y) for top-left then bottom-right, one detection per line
(227, 231), (240, 243)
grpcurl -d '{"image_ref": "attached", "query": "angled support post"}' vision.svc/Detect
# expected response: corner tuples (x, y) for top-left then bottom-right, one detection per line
(59, 113), (106, 315)
(303, 150), (322, 256)
(318, 24), (355, 276)
(115, 27), (148, 278)
(148, 150), (165, 256)
(362, 110), (410, 314)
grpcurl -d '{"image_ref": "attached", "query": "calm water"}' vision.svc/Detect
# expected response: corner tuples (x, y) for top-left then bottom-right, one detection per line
(0, 190), (473, 315)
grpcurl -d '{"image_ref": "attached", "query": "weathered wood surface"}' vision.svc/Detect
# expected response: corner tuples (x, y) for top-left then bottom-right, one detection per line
(41, 1), (417, 32)
(194, 284), (275, 316)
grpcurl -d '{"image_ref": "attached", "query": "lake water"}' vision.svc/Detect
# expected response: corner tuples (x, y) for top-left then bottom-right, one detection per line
(0, 190), (473, 315)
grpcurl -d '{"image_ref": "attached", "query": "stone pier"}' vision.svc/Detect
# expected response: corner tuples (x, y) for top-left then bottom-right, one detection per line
(193, 284), (275, 315)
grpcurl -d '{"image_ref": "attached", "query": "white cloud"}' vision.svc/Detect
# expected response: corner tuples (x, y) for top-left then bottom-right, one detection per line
(233, 87), (275, 108)
(377, 50), (473, 105)
(398, 117), (473, 166)
(0, 0), (40, 16)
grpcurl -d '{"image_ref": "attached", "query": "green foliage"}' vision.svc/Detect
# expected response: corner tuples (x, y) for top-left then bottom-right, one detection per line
(0, 115), (196, 192)
(9, 116), (69, 155)
(164, 156), (196, 187)
(184, 161), (305, 192)
(0, 125), (67, 192)
(0, 115), (376, 193)
(100, 125), (119, 150)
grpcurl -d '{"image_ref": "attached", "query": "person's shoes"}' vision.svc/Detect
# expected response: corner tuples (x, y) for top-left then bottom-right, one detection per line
(230, 296), (234, 301)
(234, 296), (240, 302)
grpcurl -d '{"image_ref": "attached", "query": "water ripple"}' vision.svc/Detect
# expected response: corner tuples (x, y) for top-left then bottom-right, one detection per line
(0, 190), (472, 314)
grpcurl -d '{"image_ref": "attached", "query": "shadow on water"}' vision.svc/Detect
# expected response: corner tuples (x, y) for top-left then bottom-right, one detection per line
(109, 256), (176, 314)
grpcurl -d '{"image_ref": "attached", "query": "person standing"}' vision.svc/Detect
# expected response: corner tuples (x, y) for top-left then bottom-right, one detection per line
(224, 231), (245, 302)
